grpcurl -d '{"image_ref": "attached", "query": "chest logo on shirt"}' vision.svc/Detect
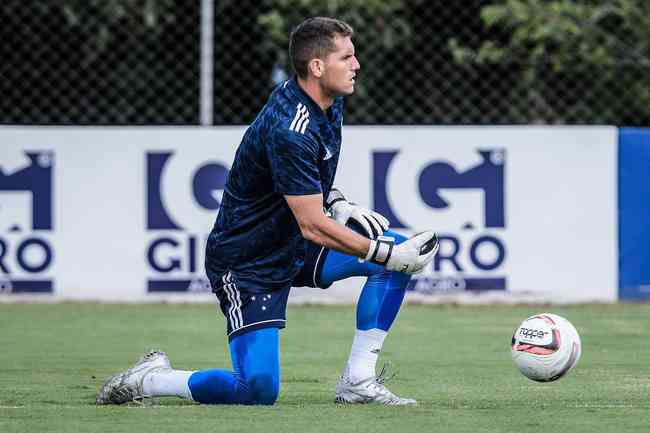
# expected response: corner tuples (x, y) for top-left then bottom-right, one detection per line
(323, 146), (334, 161)
(289, 103), (310, 134)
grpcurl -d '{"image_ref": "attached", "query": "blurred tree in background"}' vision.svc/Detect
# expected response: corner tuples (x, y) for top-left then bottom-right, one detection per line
(449, 0), (650, 124)
(0, 0), (197, 123)
(2, 1), (650, 125)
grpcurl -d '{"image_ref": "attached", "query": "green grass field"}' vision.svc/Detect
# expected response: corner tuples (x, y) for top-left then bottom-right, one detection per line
(1, 303), (649, 433)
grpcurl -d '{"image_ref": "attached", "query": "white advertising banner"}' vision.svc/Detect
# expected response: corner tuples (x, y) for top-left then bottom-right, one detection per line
(0, 126), (617, 303)
(332, 126), (619, 304)
(0, 127), (240, 302)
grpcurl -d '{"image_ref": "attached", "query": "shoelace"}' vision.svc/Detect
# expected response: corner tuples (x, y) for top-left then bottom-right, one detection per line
(375, 361), (397, 385)
(140, 349), (164, 362)
(370, 362), (414, 404)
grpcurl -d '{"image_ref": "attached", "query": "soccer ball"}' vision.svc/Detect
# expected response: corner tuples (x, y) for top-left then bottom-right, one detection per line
(511, 313), (582, 382)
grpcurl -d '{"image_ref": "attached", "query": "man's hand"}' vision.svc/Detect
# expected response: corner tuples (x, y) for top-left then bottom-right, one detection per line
(326, 188), (389, 239)
(365, 231), (439, 274)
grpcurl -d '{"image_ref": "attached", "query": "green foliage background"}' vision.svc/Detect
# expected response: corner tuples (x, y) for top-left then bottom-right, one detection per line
(3, 1), (650, 124)
(449, 0), (650, 123)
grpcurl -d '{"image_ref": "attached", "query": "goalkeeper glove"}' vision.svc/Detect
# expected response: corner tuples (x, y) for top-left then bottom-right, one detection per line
(365, 231), (439, 274)
(325, 188), (389, 239)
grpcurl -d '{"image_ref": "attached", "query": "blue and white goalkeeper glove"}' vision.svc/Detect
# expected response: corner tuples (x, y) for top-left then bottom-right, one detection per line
(366, 231), (439, 274)
(325, 188), (389, 239)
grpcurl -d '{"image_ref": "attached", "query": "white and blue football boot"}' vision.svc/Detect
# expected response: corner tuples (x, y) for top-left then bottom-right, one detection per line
(335, 364), (417, 406)
(96, 350), (171, 405)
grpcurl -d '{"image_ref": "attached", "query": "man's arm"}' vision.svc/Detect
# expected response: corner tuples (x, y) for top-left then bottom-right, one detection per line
(285, 193), (370, 258)
(285, 193), (440, 274)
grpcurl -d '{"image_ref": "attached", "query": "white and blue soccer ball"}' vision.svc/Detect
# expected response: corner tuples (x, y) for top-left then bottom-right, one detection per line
(511, 313), (582, 382)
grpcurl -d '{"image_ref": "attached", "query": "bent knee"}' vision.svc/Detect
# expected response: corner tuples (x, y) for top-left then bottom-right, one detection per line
(246, 373), (279, 405)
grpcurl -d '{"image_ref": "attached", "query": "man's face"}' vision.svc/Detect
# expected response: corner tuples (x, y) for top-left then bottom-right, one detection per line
(320, 35), (360, 97)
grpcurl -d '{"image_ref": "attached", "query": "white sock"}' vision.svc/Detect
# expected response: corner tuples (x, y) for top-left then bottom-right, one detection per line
(142, 369), (194, 400)
(345, 328), (387, 382)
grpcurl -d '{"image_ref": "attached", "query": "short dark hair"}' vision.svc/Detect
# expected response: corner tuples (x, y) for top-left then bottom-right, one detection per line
(289, 17), (354, 79)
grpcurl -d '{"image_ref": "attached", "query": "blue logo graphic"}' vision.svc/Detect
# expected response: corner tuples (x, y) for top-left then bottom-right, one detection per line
(147, 152), (229, 230)
(373, 149), (506, 292)
(0, 151), (54, 293)
(0, 152), (53, 230)
(146, 152), (229, 293)
(374, 150), (504, 229)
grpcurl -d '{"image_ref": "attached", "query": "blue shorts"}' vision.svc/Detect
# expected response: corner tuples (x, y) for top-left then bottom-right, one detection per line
(211, 241), (329, 341)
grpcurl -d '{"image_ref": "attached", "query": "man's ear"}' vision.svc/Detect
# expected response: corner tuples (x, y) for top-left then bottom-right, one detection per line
(308, 59), (324, 78)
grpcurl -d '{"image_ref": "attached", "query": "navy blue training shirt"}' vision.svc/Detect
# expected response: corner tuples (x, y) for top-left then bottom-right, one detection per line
(206, 77), (343, 293)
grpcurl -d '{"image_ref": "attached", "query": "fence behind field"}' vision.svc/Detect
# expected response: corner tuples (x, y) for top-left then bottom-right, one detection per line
(2, 1), (649, 126)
